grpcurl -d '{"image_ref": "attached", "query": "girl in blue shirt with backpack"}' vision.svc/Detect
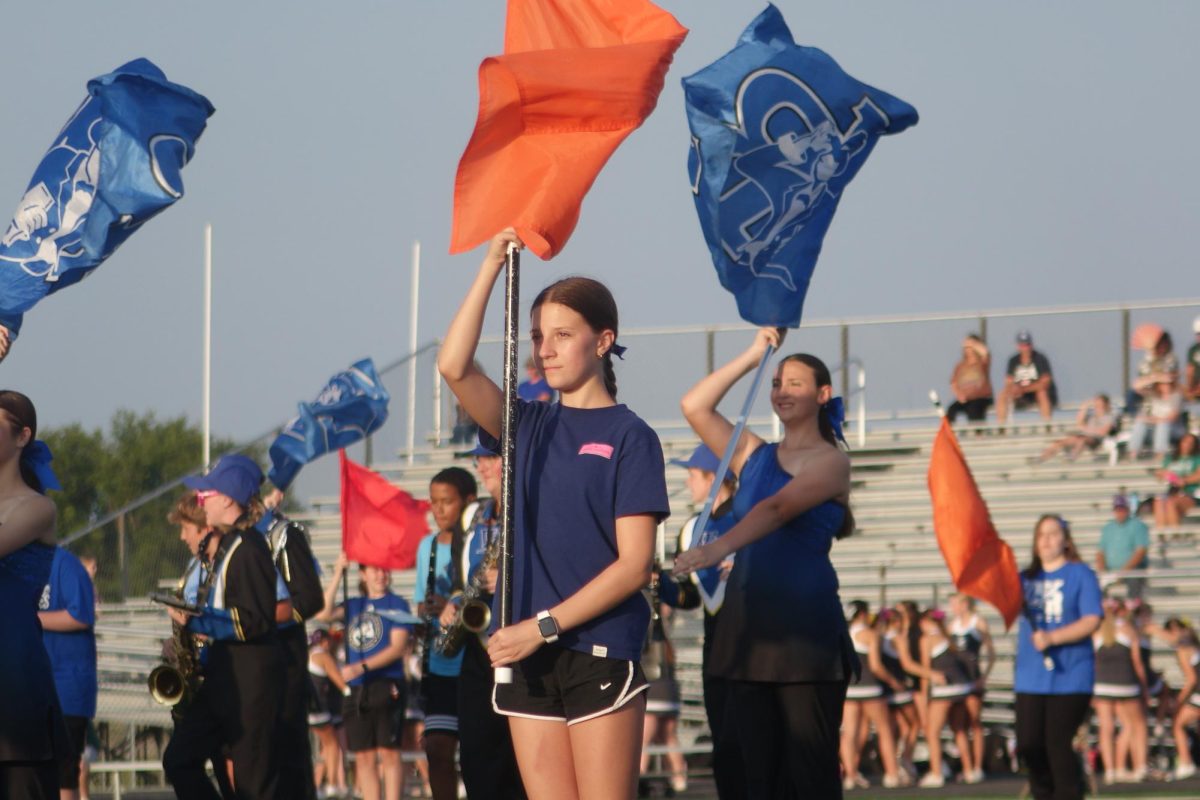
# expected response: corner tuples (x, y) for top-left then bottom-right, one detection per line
(438, 230), (669, 800)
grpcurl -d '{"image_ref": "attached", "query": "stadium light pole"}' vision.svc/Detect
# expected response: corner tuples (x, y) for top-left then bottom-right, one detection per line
(406, 241), (420, 465)
(202, 223), (212, 468)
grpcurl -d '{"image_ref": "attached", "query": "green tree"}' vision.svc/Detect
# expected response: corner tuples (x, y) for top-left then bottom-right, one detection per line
(43, 410), (265, 601)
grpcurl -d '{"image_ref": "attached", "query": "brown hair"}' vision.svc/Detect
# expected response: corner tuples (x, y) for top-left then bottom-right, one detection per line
(167, 491), (209, 528)
(531, 277), (619, 399)
(772, 354), (855, 539)
(1023, 514), (1081, 577)
(0, 390), (42, 492)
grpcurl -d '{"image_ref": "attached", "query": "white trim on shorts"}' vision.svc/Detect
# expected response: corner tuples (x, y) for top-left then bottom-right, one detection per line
(888, 690), (914, 706)
(1094, 682), (1142, 699)
(846, 685), (886, 700)
(567, 661), (649, 726)
(931, 683), (973, 700)
(646, 700), (681, 715)
(1189, 693), (1200, 709)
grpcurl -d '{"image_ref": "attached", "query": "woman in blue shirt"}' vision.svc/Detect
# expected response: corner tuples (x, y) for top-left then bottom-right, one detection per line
(438, 230), (669, 800)
(1014, 515), (1102, 800)
(0, 390), (66, 800)
(674, 328), (854, 798)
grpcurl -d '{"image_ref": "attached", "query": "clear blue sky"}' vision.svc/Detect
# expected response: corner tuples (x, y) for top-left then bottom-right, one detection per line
(2, 2), (1198, 501)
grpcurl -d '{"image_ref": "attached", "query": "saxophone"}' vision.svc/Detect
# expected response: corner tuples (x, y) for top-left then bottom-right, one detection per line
(435, 532), (501, 658)
(148, 591), (203, 709)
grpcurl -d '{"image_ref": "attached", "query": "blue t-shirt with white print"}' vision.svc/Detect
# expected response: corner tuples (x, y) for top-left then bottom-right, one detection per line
(413, 533), (465, 677)
(480, 400), (670, 662)
(343, 592), (412, 685)
(1015, 560), (1103, 694)
(39, 547), (97, 718)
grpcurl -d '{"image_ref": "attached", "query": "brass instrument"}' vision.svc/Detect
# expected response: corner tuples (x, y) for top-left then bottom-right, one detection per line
(418, 533), (441, 675)
(435, 531), (501, 658)
(148, 592), (203, 708)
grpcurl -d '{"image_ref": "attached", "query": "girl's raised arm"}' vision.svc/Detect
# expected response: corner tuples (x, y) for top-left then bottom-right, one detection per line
(437, 229), (523, 440)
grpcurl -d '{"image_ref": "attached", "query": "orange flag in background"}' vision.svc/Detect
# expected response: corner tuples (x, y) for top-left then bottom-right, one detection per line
(450, 0), (688, 259)
(340, 451), (430, 570)
(927, 418), (1023, 629)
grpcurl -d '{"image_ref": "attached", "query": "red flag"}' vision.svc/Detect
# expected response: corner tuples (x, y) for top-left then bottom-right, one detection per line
(340, 451), (429, 570)
(927, 418), (1023, 629)
(450, 0), (688, 259)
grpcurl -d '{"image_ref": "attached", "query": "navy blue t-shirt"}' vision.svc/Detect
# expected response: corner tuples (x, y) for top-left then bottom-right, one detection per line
(1015, 561), (1103, 694)
(39, 547), (97, 718)
(343, 592), (412, 685)
(481, 400), (670, 662)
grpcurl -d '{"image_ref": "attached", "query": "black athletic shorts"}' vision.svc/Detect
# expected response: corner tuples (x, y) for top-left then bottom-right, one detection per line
(421, 673), (459, 735)
(493, 645), (648, 725)
(57, 715), (88, 790)
(343, 678), (405, 752)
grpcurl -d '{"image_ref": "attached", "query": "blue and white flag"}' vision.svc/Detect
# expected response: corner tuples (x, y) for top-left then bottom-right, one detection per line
(0, 58), (213, 338)
(683, 5), (917, 327)
(268, 359), (390, 491)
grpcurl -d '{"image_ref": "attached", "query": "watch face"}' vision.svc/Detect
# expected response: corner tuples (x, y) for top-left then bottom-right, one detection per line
(538, 615), (557, 637)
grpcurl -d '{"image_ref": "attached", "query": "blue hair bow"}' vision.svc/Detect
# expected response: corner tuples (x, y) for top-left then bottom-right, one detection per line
(610, 342), (627, 360)
(821, 397), (846, 445)
(22, 440), (62, 492)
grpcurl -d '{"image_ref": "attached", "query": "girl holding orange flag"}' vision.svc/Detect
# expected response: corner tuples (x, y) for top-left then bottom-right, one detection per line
(438, 230), (670, 800)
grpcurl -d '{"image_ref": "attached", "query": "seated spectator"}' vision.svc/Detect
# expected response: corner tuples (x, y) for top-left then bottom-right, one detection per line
(1186, 317), (1200, 402)
(946, 334), (993, 425)
(1127, 380), (1185, 458)
(1095, 495), (1150, 599)
(1128, 330), (1180, 414)
(1035, 394), (1115, 462)
(996, 330), (1057, 427)
(516, 356), (552, 402)
(1152, 433), (1200, 529)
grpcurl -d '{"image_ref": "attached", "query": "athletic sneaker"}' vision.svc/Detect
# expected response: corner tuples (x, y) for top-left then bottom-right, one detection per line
(917, 773), (945, 789)
(1174, 762), (1197, 780)
(882, 773), (905, 788)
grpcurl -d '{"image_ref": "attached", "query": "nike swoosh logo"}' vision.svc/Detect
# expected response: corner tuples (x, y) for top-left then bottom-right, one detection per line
(600, 682), (613, 691)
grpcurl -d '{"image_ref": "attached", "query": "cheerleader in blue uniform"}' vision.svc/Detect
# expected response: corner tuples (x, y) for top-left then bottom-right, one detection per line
(675, 328), (854, 798)
(0, 390), (66, 799)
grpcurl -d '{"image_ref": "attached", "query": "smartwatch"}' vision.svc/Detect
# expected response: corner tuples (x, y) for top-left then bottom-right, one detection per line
(536, 610), (560, 644)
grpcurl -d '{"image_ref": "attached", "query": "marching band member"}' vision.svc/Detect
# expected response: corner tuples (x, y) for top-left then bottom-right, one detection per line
(455, 441), (525, 799)
(162, 455), (285, 800)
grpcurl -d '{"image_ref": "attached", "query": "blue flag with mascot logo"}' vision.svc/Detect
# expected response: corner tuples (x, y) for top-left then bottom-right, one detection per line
(0, 58), (213, 339)
(683, 5), (917, 327)
(268, 359), (391, 491)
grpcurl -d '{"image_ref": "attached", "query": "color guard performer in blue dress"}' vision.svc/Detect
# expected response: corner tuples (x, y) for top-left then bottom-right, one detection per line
(439, 230), (670, 800)
(675, 328), (855, 798)
(0, 390), (67, 800)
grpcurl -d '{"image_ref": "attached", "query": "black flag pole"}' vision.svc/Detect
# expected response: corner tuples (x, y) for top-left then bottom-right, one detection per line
(495, 242), (520, 685)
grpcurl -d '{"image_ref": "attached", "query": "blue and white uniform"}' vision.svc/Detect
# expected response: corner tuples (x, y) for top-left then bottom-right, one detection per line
(949, 614), (985, 686)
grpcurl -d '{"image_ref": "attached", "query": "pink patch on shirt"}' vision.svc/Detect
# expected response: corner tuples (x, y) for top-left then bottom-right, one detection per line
(578, 442), (614, 459)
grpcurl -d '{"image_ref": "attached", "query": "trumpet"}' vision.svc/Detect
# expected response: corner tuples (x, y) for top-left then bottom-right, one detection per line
(436, 532), (500, 658)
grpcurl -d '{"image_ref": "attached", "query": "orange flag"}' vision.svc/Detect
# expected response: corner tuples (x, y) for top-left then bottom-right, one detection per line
(450, 0), (688, 259)
(340, 451), (430, 570)
(927, 418), (1023, 629)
